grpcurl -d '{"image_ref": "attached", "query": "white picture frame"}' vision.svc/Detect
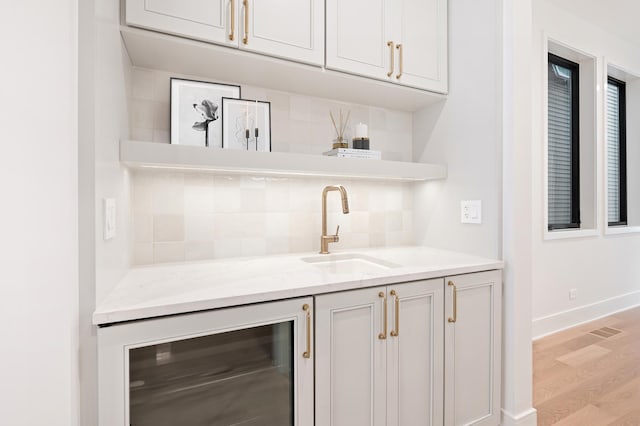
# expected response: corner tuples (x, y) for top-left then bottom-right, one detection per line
(221, 98), (272, 152)
(170, 78), (241, 148)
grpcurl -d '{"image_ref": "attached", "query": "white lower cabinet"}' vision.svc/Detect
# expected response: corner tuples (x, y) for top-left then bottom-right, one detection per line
(444, 270), (502, 426)
(98, 297), (314, 426)
(97, 270), (501, 426)
(315, 279), (445, 426)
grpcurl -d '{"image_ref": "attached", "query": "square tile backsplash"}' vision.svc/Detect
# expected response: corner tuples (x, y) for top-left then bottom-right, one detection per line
(131, 170), (414, 265)
(129, 67), (413, 161)
(128, 67), (416, 265)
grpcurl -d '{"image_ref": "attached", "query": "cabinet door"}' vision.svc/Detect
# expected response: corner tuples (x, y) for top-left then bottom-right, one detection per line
(98, 298), (313, 426)
(326, 0), (394, 80)
(315, 288), (387, 426)
(386, 279), (444, 426)
(395, 0), (447, 92)
(444, 271), (502, 426)
(126, 0), (238, 47)
(241, 0), (323, 65)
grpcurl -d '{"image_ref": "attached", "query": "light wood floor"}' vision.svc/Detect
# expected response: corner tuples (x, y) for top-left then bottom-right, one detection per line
(533, 306), (640, 426)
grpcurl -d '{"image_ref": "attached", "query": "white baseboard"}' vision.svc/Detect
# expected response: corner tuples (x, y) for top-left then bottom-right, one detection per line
(501, 408), (537, 426)
(532, 290), (640, 339)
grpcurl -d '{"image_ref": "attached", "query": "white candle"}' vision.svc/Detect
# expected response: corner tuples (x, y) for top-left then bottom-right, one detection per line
(355, 122), (368, 138)
(245, 103), (249, 130)
(255, 100), (258, 130)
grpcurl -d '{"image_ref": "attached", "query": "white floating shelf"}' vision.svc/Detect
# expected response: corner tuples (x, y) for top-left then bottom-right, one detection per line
(120, 26), (446, 112)
(120, 141), (447, 182)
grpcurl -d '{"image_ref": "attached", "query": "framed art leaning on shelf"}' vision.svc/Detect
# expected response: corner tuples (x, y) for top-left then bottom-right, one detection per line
(170, 78), (240, 148)
(221, 98), (271, 152)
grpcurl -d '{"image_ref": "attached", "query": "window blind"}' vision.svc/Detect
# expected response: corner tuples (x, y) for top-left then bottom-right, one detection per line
(548, 59), (577, 228)
(607, 82), (621, 223)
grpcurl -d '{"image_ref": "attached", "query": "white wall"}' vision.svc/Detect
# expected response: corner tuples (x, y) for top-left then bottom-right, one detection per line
(532, 0), (640, 337)
(0, 2), (79, 425)
(413, 0), (502, 259)
(94, 0), (132, 304)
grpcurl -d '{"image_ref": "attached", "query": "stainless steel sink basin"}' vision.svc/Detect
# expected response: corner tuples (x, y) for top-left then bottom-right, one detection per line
(300, 253), (400, 274)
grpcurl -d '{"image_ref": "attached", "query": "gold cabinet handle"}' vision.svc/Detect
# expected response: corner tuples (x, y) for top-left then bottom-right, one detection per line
(448, 281), (457, 323)
(303, 304), (311, 358)
(229, 0), (235, 41)
(390, 290), (399, 337)
(378, 292), (387, 339)
(242, 0), (249, 45)
(387, 41), (394, 77)
(395, 44), (403, 79)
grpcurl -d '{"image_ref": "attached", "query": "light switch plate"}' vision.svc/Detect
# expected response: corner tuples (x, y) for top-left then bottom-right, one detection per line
(104, 198), (116, 240)
(461, 200), (482, 224)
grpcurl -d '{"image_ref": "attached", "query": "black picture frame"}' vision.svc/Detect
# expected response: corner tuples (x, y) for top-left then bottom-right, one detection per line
(170, 78), (241, 148)
(221, 97), (272, 152)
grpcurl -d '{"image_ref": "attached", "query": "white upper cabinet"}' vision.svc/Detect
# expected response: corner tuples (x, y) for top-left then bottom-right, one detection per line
(241, 0), (324, 65)
(395, 0), (447, 92)
(326, 0), (448, 93)
(325, 0), (393, 80)
(126, 0), (324, 66)
(126, 0), (238, 47)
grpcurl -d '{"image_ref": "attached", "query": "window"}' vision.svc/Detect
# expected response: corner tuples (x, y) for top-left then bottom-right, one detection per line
(607, 76), (627, 226)
(548, 53), (580, 230)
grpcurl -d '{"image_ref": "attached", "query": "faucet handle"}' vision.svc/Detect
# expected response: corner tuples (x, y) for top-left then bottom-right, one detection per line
(335, 225), (340, 236)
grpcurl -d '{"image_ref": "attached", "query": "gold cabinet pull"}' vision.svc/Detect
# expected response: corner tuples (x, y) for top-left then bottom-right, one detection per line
(378, 292), (387, 339)
(242, 0), (249, 45)
(390, 290), (399, 337)
(448, 281), (457, 323)
(229, 0), (235, 41)
(303, 304), (311, 358)
(387, 41), (394, 77)
(395, 44), (403, 79)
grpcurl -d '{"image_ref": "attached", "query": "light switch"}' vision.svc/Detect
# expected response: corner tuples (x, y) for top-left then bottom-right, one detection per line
(461, 200), (482, 224)
(104, 198), (116, 240)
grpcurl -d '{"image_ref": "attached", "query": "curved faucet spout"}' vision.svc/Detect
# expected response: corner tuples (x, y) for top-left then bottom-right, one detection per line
(320, 185), (350, 254)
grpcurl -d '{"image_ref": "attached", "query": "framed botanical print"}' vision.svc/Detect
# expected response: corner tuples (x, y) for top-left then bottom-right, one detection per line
(221, 98), (271, 152)
(170, 78), (240, 148)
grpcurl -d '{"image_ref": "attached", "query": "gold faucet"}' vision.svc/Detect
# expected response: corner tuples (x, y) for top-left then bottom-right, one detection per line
(320, 185), (350, 254)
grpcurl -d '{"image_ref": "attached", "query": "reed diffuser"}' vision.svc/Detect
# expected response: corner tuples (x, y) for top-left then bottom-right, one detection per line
(330, 109), (350, 149)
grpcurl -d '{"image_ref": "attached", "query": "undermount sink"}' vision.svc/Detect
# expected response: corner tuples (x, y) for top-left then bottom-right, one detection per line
(301, 253), (401, 274)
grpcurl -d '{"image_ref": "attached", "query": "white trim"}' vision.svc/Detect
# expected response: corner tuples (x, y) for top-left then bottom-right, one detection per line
(543, 228), (598, 240)
(532, 290), (640, 339)
(605, 225), (640, 235)
(501, 407), (538, 426)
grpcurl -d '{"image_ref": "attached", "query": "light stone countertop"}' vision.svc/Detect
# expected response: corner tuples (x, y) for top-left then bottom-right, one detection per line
(93, 246), (504, 325)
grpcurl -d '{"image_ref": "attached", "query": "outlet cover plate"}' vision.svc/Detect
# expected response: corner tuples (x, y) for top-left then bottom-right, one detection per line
(461, 200), (482, 224)
(104, 198), (116, 240)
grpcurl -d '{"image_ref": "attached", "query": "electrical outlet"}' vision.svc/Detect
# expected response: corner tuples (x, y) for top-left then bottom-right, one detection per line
(569, 288), (577, 300)
(104, 198), (116, 240)
(461, 200), (482, 224)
